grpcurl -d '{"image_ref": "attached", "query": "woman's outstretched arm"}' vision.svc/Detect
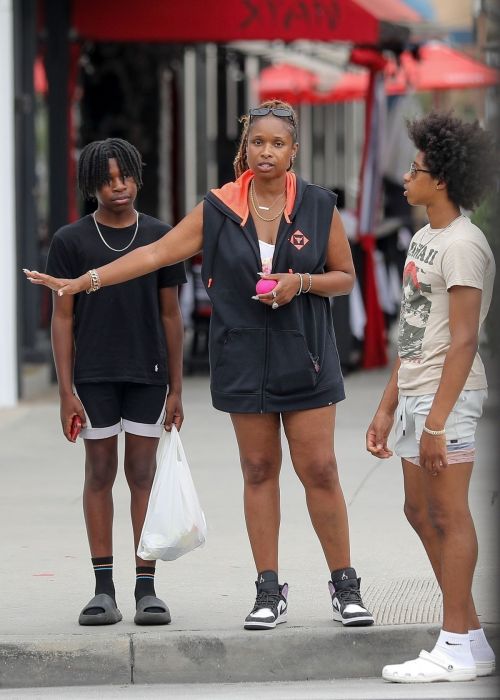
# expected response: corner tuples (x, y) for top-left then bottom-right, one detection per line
(25, 203), (204, 296)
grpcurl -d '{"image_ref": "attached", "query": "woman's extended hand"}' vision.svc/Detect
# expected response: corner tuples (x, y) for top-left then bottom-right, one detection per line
(23, 269), (87, 296)
(252, 272), (301, 308)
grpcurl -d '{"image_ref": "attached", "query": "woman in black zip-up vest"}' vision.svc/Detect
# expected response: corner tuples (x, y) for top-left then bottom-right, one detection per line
(26, 100), (374, 630)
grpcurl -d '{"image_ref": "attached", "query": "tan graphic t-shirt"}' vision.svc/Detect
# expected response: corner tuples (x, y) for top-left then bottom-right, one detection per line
(397, 215), (495, 395)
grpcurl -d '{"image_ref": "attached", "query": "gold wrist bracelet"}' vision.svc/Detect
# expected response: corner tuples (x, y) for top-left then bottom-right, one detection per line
(86, 269), (101, 294)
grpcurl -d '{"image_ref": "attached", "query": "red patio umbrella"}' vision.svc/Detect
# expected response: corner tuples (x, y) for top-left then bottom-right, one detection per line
(257, 64), (322, 105)
(258, 44), (499, 104)
(387, 42), (500, 93)
(258, 63), (367, 103)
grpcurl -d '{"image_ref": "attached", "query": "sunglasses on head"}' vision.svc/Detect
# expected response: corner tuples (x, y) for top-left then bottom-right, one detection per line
(249, 107), (295, 122)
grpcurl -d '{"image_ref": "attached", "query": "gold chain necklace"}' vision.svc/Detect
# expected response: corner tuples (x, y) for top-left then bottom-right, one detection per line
(251, 180), (286, 211)
(249, 181), (286, 222)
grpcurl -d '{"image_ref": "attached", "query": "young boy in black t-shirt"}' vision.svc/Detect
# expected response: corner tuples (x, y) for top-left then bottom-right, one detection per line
(46, 138), (186, 626)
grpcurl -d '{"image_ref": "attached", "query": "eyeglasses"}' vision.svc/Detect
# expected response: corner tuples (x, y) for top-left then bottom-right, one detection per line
(249, 107), (295, 123)
(410, 161), (431, 178)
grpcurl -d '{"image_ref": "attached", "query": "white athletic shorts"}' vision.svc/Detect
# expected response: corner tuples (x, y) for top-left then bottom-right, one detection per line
(394, 389), (487, 467)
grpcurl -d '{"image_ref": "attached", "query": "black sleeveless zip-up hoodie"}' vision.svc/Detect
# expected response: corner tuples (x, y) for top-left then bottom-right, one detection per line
(202, 174), (345, 413)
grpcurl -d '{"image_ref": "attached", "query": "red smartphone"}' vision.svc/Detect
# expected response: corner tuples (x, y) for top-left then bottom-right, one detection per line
(70, 415), (82, 441)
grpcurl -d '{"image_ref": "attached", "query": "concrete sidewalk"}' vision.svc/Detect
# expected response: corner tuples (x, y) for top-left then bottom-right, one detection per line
(0, 367), (498, 688)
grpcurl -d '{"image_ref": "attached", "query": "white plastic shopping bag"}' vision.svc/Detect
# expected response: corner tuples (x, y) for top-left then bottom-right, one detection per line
(137, 426), (207, 561)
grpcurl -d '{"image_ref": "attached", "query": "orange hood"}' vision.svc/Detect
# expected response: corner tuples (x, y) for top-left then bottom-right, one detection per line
(211, 170), (297, 226)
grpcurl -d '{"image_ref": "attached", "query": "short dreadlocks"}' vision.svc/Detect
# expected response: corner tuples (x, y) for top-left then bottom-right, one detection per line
(77, 138), (144, 200)
(407, 112), (497, 211)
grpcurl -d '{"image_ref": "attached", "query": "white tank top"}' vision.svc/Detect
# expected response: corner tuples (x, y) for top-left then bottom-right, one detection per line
(258, 239), (275, 275)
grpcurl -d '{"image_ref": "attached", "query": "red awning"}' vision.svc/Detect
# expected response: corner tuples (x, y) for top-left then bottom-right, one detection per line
(72, 0), (419, 45)
(258, 44), (499, 104)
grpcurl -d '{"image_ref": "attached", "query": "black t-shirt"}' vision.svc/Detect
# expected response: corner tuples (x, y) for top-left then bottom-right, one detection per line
(46, 213), (186, 385)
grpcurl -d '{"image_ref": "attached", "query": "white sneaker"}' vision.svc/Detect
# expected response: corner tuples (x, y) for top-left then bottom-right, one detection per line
(475, 658), (496, 677)
(382, 648), (477, 683)
(244, 583), (288, 630)
(328, 578), (374, 626)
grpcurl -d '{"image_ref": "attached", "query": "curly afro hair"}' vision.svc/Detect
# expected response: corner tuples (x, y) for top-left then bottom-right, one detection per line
(407, 112), (497, 211)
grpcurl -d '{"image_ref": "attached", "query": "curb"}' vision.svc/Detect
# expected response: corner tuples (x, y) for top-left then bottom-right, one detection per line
(1, 623), (498, 689)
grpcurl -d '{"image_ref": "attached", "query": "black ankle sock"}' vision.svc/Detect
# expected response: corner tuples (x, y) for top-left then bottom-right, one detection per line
(84, 556), (116, 614)
(135, 566), (157, 602)
(256, 569), (279, 593)
(92, 556), (115, 599)
(331, 566), (357, 585)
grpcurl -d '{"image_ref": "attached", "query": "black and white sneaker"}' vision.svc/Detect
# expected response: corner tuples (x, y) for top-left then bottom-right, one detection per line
(328, 568), (374, 627)
(244, 583), (288, 630)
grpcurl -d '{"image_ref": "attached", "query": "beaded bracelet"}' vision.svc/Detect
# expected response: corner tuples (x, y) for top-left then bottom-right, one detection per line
(86, 268), (101, 294)
(422, 424), (446, 436)
(295, 272), (304, 296)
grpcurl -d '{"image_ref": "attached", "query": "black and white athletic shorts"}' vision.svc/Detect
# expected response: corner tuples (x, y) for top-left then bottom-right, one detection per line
(74, 383), (167, 440)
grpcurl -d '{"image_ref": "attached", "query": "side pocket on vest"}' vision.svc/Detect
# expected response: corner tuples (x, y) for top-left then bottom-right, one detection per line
(212, 328), (265, 395)
(266, 329), (319, 397)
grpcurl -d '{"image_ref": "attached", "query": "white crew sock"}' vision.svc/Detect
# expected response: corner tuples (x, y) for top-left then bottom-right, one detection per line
(434, 629), (474, 666)
(469, 627), (495, 664)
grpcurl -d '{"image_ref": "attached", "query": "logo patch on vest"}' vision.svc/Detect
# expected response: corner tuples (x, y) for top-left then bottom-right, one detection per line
(289, 230), (310, 250)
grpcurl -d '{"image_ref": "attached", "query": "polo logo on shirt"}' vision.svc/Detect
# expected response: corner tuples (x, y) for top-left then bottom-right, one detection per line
(289, 230), (310, 250)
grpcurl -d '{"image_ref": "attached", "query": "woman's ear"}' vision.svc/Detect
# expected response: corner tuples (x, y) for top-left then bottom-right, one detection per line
(288, 143), (299, 170)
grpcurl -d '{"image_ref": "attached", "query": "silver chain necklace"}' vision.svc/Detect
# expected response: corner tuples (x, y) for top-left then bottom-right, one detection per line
(420, 214), (463, 247)
(92, 211), (139, 252)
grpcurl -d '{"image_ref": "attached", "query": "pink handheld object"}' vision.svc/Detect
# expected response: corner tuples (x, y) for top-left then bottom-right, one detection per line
(256, 279), (277, 295)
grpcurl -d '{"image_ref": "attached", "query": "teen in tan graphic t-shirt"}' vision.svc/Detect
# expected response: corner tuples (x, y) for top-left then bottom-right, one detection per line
(398, 216), (495, 395)
(366, 112), (497, 684)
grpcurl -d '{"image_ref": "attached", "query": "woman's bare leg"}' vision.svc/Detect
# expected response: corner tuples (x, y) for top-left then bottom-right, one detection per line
(282, 405), (350, 572)
(231, 413), (282, 573)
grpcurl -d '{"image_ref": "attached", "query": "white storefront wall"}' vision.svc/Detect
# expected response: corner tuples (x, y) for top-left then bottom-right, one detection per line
(0, 0), (18, 407)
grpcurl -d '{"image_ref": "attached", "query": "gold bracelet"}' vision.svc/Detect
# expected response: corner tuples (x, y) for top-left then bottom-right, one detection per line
(422, 424), (445, 436)
(303, 272), (312, 293)
(86, 269), (101, 294)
